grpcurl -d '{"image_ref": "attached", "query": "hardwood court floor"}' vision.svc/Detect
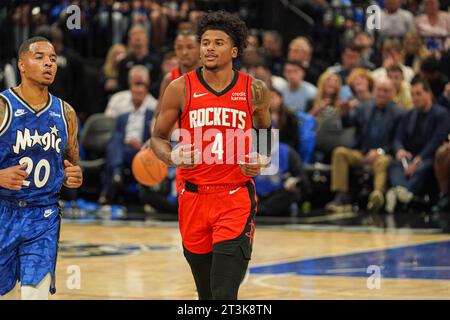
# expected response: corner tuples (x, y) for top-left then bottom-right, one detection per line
(52, 223), (450, 300)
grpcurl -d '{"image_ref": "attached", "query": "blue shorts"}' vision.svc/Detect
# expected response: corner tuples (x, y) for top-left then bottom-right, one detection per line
(0, 200), (61, 296)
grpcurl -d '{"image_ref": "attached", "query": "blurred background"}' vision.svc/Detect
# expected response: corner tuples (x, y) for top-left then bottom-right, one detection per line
(1, 0), (449, 232)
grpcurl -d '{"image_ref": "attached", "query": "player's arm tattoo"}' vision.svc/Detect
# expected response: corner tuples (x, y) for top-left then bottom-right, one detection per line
(251, 79), (271, 129)
(63, 101), (79, 165)
(0, 97), (6, 130)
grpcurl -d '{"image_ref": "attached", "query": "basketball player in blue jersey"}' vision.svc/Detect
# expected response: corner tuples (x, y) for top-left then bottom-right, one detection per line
(0, 37), (82, 300)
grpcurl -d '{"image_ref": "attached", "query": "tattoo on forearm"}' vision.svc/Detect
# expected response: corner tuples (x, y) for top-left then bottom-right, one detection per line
(251, 79), (271, 128)
(251, 79), (268, 106)
(63, 102), (79, 165)
(0, 97), (6, 128)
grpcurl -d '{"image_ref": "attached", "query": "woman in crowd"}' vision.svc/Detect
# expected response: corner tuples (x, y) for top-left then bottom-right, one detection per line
(269, 87), (300, 151)
(102, 43), (127, 96)
(403, 32), (430, 73)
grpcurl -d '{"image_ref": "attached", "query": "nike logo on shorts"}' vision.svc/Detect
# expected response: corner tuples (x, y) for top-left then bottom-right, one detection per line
(44, 209), (55, 218)
(193, 92), (208, 98)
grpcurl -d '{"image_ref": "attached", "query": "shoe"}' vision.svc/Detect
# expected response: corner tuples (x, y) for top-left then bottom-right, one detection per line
(385, 187), (397, 214)
(325, 193), (352, 213)
(367, 190), (384, 213)
(432, 194), (450, 214)
(396, 186), (413, 204)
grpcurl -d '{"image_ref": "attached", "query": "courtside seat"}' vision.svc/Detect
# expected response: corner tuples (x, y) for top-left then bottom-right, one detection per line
(78, 113), (116, 197)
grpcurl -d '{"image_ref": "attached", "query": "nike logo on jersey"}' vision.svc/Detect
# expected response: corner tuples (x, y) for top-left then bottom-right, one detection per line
(14, 109), (27, 117)
(229, 187), (241, 195)
(44, 209), (55, 218)
(193, 92), (208, 98)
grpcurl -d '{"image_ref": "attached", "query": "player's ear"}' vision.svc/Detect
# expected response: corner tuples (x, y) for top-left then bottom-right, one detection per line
(17, 57), (26, 74)
(231, 47), (238, 59)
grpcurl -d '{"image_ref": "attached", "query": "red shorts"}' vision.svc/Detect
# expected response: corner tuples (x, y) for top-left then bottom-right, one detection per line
(177, 179), (257, 256)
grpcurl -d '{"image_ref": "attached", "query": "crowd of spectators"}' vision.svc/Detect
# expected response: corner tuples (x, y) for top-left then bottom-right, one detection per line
(1, 0), (450, 220)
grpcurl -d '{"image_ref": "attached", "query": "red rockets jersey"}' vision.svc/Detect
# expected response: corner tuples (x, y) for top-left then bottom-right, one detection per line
(177, 67), (254, 185)
(170, 67), (182, 81)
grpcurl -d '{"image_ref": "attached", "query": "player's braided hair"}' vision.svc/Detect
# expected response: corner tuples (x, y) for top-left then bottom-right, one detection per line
(197, 10), (248, 57)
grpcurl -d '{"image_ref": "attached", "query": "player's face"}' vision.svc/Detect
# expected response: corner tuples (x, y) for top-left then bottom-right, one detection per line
(19, 41), (57, 86)
(175, 35), (199, 69)
(200, 30), (237, 71)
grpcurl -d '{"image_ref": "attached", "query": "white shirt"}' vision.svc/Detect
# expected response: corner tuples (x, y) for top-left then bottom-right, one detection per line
(125, 105), (147, 143)
(376, 9), (416, 42)
(105, 90), (157, 118)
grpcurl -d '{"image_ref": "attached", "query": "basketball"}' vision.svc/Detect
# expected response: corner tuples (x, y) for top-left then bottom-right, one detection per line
(132, 148), (168, 186)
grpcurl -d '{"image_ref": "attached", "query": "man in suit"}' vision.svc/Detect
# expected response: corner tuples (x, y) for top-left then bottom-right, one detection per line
(99, 65), (154, 204)
(386, 75), (450, 214)
(325, 78), (404, 214)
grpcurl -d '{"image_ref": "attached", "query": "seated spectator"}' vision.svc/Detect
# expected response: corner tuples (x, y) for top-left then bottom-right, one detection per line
(0, 60), (17, 91)
(403, 32), (430, 74)
(269, 87), (299, 151)
(345, 68), (374, 107)
(287, 36), (327, 85)
(372, 40), (415, 83)
(105, 65), (158, 118)
(439, 83), (450, 110)
(102, 43), (127, 97)
(387, 64), (413, 109)
(282, 60), (317, 113)
(352, 31), (377, 70)
(420, 56), (450, 99)
(239, 45), (264, 73)
(308, 71), (341, 118)
(325, 78), (404, 213)
(253, 142), (310, 216)
(99, 70), (155, 204)
(386, 76), (450, 214)
(308, 71), (346, 162)
(248, 62), (287, 93)
(415, 0), (450, 51)
(117, 24), (162, 98)
(374, 0), (416, 46)
(433, 139), (450, 214)
(262, 30), (284, 76)
(327, 43), (363, 85)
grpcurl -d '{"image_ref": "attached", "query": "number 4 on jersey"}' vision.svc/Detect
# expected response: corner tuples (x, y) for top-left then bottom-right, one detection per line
(211, 133), (224, 160)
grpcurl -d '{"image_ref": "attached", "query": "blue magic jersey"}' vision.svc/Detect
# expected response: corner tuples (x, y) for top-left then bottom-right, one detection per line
(0, 88), (68, 206)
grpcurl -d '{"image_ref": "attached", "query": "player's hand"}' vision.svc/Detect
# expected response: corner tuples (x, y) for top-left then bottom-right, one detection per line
(0, 163), (29, 190)
(170, 143), (200, 168)
(239, 153), (270, 177)
(63, 160), (83, 188)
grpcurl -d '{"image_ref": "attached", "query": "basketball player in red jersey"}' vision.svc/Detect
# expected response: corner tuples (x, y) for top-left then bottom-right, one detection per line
(151, 11), (271, 300)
